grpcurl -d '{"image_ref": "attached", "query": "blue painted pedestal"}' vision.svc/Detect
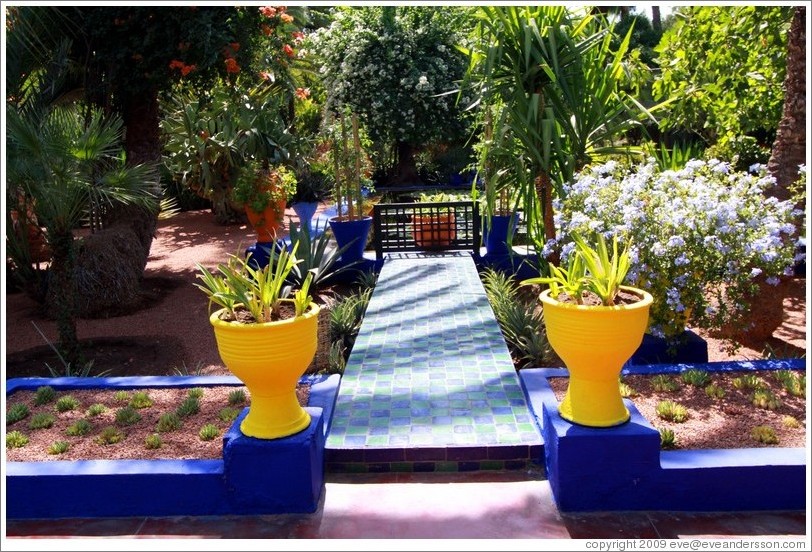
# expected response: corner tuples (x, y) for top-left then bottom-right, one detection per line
(631, 330), (709, 365)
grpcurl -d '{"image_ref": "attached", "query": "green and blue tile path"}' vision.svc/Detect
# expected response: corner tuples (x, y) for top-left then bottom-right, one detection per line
(326, 252), (542, 472)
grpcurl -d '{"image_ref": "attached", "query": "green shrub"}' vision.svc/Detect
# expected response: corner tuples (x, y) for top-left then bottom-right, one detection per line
(6, 431), (29, 449)
(29, 412), (56, 430)
(6, 403), (30, 425)
(145, 434), (163, 450)
(156, 412), (183, 433)
(113, 390), (131, 403)
(218, 407), (241, 423)
(86, 403), (107, 417)
(47, 441), (70, 455)
(704, 135), (770, 172)
(228, 389), (247, 406)
(782, 416), (801, 429)
(115, 406), (142, 426)
(655, 400), (689, 423)
(187, 387), (205, 399)
(619, 379), (637, 398)
(328, 341), (347, 374)
(704, 383), (725, 399)
(680, 369), (711, 388)
(198, 424), (220, 441)
(96, 426), (124, 445)
(66, 419), (93, 437)
(774, 370), (805, 398)
(751, 425), (778, 445)
(33, 386), (57, 406)
(659, 428), (676, 449)
(330, 289), (371, 346)
(651, 375), (680, 393)
(55, 395), (80, 412)
(176, 396), (200, 418)
(752, 389), (781, 410)
(482, 268), (552, 368)
(732, 374), (764, 391)
(129, 391), (153, 409)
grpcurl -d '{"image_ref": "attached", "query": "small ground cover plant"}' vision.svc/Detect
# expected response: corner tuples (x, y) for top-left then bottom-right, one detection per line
(547, 369), (806, 451)
(5, 385), (264, 462)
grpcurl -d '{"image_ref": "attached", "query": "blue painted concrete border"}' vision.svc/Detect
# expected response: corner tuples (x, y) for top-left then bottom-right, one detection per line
(6, 374), (340, 519)
(519, 359), (807, 512)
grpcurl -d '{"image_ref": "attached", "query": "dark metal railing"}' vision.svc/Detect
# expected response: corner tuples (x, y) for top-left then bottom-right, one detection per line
(372, 201), (480, 260)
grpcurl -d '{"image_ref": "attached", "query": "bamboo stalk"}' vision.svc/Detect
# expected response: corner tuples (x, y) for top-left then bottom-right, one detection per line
(339, 111), (352, 220)
(330, 112), (342, 222)
(352, 114), (362, 220)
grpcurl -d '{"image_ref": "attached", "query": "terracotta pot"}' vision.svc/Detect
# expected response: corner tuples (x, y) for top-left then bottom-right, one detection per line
(716, 275), (793, 343)
(540, 286), (653, 427)
(209, 301), (320, 439)
(412, 212), (456, 248)
(245, 198), (286, 243)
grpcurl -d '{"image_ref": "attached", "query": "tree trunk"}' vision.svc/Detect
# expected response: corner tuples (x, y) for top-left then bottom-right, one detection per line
(389, 141), (423, 185)
(48, 230), (83, 367)
(69, 89), (161, 317)
(766, 6), (806, 204)
(652, 7), (662, 31)
(535, 172), (559, 266)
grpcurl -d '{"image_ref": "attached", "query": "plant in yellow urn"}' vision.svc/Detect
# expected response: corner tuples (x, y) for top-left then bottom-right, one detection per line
(195, 244), (319, 439)
(523, 233), (652, 427)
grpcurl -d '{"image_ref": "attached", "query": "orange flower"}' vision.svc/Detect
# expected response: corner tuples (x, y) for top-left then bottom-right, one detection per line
(181, 64), (196, 76)
(295, 87), (310, 100)
(282, 44), (295, 58)
(261, 24), (272, 36)
(259, 6), (277, 18)
(259, 71), (273, 81)
(225, 58), (240, 74)
(280, 13), (293, 23)
(169, 59), (185, 69)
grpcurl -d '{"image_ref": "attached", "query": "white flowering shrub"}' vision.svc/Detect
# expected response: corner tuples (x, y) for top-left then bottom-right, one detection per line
(550, 159), (802, 340)
(308, 7), (471, 164)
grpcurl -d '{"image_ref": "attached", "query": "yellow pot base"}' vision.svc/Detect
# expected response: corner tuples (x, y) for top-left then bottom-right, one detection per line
(558, 404), (630, 428)
(240, 406), (311, 440)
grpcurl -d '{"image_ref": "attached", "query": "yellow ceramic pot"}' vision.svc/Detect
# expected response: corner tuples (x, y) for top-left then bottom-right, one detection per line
(209, 301), (320, 439)
(540, 287), (652, 427)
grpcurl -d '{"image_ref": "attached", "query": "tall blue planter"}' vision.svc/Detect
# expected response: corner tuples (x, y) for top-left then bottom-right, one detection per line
(483, 213), (519, 257)
(328, 216), (372, 263)
(292, 202), (319, 235)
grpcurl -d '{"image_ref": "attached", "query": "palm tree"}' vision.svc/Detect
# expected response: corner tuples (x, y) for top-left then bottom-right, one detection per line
(463, 7), (656, 255)
(6, 105), (158, 367)
(766, 6), (806, 203)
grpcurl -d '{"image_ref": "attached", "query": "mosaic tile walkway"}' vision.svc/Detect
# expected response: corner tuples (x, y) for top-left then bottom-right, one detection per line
(325, 252), (542, 472)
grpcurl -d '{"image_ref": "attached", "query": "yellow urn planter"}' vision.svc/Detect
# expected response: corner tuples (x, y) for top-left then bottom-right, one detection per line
(209, 302), (320, 439)
(540, 286), (653, 428)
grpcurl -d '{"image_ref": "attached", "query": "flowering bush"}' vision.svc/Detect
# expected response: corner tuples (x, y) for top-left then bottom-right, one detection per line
(549, 159), (802, 341)
(307, 7), (471, 167)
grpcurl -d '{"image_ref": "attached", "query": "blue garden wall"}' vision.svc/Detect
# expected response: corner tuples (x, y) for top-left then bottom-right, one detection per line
(6, 374), (340, 519)
(519, 359), (807, 512)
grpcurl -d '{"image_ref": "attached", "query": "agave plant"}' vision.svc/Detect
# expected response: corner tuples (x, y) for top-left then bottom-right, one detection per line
(286, 219), (360, 290)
